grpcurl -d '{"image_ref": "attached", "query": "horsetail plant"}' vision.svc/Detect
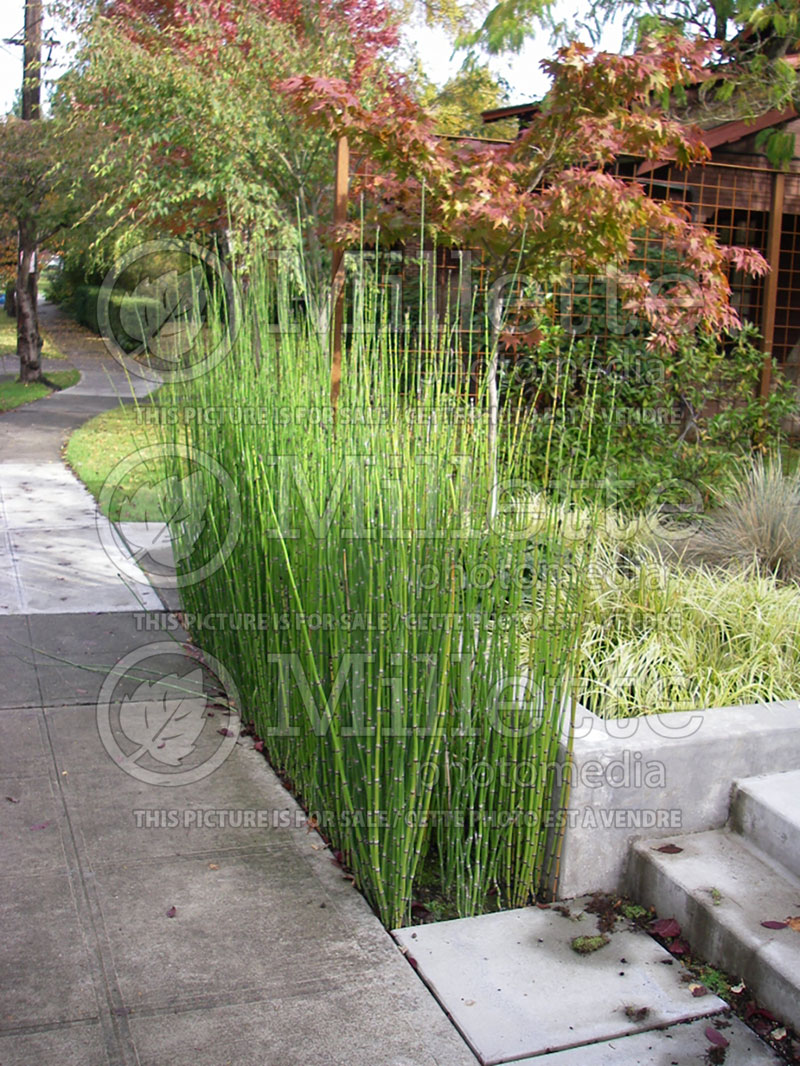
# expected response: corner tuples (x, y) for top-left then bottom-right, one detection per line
(155, 241), (596, 927)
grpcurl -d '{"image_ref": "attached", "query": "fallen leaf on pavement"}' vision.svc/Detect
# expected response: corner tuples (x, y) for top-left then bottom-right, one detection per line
(705, 1027), (729, 1048)
(651, 917), (681, 938)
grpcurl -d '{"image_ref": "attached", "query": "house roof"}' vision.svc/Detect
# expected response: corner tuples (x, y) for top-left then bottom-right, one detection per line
(482, 102), (539, 124)
(481, 99), (799, 169)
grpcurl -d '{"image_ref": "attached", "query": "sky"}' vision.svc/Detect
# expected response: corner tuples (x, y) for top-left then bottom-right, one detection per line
(0, 1), (624, 116)
(0, 3), (75, 114)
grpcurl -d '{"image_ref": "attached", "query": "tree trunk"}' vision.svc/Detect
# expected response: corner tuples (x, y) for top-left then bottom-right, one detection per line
(17, 226), (42, 384)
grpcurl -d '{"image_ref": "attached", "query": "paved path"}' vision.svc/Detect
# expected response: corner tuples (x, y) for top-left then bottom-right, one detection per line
(0, 306), (475, 1066)
(1, 304), (162, 614)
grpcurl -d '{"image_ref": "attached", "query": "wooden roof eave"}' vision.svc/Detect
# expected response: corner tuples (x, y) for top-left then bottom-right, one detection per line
(636, 105), (798, 176)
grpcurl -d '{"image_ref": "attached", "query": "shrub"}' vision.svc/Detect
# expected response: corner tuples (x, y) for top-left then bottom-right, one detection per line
(69, 282), (165, 352)
(498, 323), (795, 512)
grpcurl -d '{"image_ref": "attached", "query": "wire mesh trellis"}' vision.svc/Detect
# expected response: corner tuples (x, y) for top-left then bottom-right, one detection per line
(339, 154), (800, 393)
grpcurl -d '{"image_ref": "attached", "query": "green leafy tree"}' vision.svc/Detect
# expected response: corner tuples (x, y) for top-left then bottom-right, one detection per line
(59, 0), (406, 293)
(454, 0), (800, 165)
(0, 116), (87, 382)
(420, 57), (519, 137)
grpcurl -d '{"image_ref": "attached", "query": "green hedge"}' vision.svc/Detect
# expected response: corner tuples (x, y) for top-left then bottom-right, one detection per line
(71, 284), (164, 352)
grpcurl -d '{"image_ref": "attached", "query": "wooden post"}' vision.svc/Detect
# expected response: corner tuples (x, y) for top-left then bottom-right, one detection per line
(22, 0), (43, 121)
(759, 169), (785, 401)
(16, 0), (44, 383)
(330, 136), (349, 418)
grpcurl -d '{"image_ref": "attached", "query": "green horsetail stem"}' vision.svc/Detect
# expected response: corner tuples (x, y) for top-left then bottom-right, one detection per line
(157, 240), (600, 927)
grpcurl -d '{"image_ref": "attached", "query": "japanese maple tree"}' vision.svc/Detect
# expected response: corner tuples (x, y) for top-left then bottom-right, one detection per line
(280, 34), (767, 351)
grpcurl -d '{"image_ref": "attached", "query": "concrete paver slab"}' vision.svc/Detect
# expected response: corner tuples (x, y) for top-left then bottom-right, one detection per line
(0, 870), (99, 1030)
(0, 708), (48, 775)
(127, 982), (477, 1066)
(0, 774), (70, 876)
(393, 901), (727, 1065)
(0, 1022), (109, 1066)
(514, 1014), (784, 1064)
(91, 849), (374, 1010)
(9, 525), (163, 613)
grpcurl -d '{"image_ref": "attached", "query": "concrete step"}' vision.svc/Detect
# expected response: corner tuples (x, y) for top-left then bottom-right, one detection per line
(627, 828), (800, 1034)
(730, 770), (800, 881)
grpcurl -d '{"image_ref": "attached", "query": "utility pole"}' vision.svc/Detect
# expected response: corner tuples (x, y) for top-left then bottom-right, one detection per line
(16, 0), (45, 382)
(22, 0), (43, 120)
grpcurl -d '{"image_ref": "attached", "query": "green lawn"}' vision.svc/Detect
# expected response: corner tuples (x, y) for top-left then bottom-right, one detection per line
(0, 368), (80, 413)
(65, 399), (168, 520)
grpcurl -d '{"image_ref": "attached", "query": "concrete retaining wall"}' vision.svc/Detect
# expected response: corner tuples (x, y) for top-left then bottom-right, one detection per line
(549, 699), (800, 899)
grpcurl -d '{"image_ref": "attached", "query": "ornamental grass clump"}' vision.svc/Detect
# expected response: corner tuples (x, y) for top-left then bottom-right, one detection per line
(689, 455), (800, 584)
(157, 250), (595, 927)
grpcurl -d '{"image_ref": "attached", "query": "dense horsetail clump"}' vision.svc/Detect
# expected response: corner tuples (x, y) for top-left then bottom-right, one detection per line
(157, 251), (595, 928)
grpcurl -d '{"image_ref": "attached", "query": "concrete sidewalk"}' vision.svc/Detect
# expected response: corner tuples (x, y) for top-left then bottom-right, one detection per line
(0, 306), (475, 1066)
(0, 306), (786, 1066)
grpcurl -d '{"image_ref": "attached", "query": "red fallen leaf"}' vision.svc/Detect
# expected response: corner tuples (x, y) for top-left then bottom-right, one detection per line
(406, 954), (418, 969)
(5, 796), (19, 803)
(157, 742), (166, 749)
(206, 711), (215, 717)
(748, 1013), (773, 1036)
(166, 906), (177, 918)
(330, 850), (344, 868)
(690, 984), (709, 997)
(253, 739), (264, 753)
(705, 1027), (729, 1048)
(746, 1004), (779, 1023)
(654, 844), (683, 854)
(217, 728), (234, 738)
(761, 920), (788, 929)
(651, 917), (681, 938)
(29, 821), (50, 830)
(669, 939), (689, 956)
